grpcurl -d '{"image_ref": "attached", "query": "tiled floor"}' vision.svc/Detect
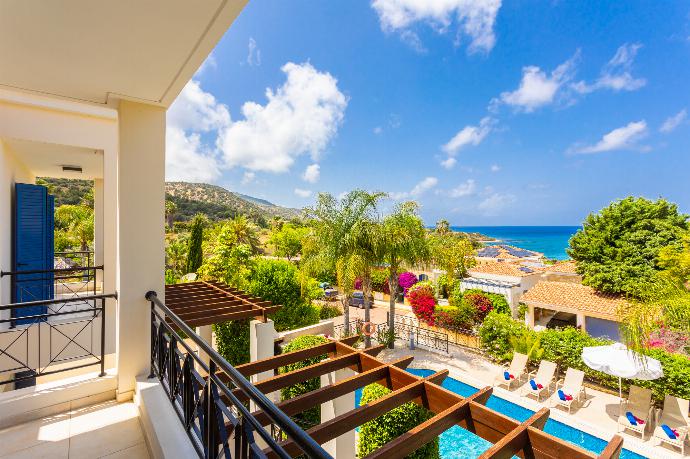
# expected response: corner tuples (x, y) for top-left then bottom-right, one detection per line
(0, 401), (149, 459)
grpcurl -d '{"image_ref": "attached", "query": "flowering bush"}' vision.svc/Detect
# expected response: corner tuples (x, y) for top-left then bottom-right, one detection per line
(408, 282), (436, 326)
(647, 325), (689, 355)
(463, 292), (493, 321)
(398, 272), (418, 296)
(354, 269), (390, 293)
(434, 305), (475, 331)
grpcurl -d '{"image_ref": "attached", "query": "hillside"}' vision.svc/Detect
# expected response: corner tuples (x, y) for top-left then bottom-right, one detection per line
(38, 178), (93, 207)
(165, 182), (302, 224)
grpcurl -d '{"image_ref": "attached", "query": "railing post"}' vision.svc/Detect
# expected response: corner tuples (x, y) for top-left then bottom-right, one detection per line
(99, 297), (106, 377)
(149, 299), (155, 379)
(205, 361), (218, 459)
(169, 334), (177, 402)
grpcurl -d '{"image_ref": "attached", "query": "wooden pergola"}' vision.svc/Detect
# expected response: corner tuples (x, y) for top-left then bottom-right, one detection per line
(164, 281), (281, 327)
(228, 338), (624, 459)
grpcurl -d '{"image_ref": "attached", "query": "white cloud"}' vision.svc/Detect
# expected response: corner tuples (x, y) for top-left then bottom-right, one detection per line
(660, 109), (687, 133)
(447, 179), (476, 198)
(495, 52), (579, 112)
(371, 0), (502, 54)
(441, 117), (494, 168)
(390, 176), (438, 200)
(241, 171), (256, 185)
(218, 62), (347, 173)
(373, 126), (383, 134)
(294, 188), (312, 198)
(247, 38), (261, 66)
(490, 164), (500, 172)
(195, 53), (217, 76)
(478, 192), (515, 216)
(440, 157), (457, 169)
(572, 43), (645, 94)
(573, 120), (648, 154)
(302, 163), (321, 183)
(166, 80), (230, 182)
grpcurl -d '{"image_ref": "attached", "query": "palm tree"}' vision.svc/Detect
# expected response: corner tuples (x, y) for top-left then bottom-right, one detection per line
(55, 204), (94, 251)
(226, 215), (260, 252)
(304, 190), (384, 336)
(380, 202), (430, 347)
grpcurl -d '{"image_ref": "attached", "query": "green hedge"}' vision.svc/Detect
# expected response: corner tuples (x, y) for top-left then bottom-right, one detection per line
(213, 320), (250, 366)
(280, 335), (330, 429)
(318, 303), (341, 320)
(358, 383), (439, 459)
(478, 312), (690, 402)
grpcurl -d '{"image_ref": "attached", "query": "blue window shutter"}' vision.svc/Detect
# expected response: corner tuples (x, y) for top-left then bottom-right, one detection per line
(13, 183), (50, 325)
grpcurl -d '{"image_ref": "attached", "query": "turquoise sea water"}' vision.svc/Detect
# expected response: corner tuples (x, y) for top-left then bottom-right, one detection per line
(454, 226), (580, 260)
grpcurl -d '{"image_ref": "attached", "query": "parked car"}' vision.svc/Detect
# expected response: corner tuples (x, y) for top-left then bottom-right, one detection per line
(319, 282), (339, 300)
(349, 291), (365, 308)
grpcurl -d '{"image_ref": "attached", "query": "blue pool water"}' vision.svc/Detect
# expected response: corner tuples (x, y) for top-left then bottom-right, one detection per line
(355, 368), (646, 459)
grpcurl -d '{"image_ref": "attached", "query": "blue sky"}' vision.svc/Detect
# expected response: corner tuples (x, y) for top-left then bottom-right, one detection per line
(165, 1), (690, 226)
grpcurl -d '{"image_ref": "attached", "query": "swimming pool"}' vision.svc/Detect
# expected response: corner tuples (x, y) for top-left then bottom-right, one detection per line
(355, 368), (647, 459)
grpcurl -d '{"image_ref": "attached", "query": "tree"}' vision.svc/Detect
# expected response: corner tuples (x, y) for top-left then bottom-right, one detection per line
(429, 232), (475, 288)
(658, 232), (690, 287)
(435, 219), (450, 235)
(379, 202), (430, 346)
(55, 204), (94, 251)
(269, 223), (307, 261)
(198, 224), (253, 288)
(165, 200), (177, 228)
(185, 214), (205, 274)
(567, 197), (689, 297)
(304, 190), (384, 333)
(225, 215), (261, 253)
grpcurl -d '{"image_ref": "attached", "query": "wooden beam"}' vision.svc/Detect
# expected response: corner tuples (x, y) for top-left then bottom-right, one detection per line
(597, 435), (623, 459)
(166, 298), (245, 312)
(266, 379), (429, 458)
(364, 387), (493, 459)
(176, 309), (266, 328)
(234, 341), (340, 377)
(478, 408), (550, 459)
(525, 428), (595, 459)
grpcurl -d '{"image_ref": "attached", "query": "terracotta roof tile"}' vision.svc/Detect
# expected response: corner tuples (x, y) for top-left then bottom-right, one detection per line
(545, 261), (578, 274)
(521, 281), (626, 321)
(468, 261), (542, 277)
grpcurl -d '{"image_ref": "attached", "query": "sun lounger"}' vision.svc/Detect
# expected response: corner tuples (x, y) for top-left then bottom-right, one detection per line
(617, 385), (653, 440)
(495, 352), (528, 390)
(553, 368), (586, 413)
(523, 360), (557, 402)
(653, 395), (689, 454)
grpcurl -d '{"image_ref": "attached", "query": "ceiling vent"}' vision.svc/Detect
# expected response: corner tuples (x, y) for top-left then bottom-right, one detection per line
(62, 165), (82, 173)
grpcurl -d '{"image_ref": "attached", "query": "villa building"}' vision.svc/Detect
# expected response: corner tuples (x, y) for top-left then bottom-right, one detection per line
(0, 3), (628, 459)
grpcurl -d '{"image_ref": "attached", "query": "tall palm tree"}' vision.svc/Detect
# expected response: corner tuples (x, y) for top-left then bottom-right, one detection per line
(304, 190), (384, 336)
(226, 215), (260, 252)
(380, 202), (430, 347)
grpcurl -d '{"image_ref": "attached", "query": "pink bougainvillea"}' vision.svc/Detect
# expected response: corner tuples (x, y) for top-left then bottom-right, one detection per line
(408, 282), (436, 326)
(398, 272), (418, 296)
(646, 325), (689, 355)
(463, 292), (493, 321)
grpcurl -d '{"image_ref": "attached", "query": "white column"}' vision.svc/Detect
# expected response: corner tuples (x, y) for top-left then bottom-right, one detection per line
(321, 368), (356, 458)
(576, 313), (586, 332)
(115, 101), (166, 400)
(527, 304), (535, 328)
(196, 325), (212, 366)
(93, 178), (104, 290)
(250, 319), (276, 385)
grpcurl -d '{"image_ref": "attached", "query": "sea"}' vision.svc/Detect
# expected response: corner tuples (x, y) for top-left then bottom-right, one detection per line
(453, 226), (581, 260)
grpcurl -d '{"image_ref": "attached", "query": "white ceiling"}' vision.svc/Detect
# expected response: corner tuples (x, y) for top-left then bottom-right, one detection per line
(5, 139), (103, 180)
(0, 0), (247, 107)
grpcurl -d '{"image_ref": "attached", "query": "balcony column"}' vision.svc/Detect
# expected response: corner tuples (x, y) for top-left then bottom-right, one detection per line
(93, 178), (104, 290)
(115, 101), (166, 400)
(576, 313), (586, 332)
(196, 325), (212, 366)
(320, 368), (356, 458)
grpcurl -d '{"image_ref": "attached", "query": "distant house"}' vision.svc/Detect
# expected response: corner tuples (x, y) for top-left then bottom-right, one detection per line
(521, 281), (626, 341)
(461, 261), (543, 318)
(475, 244), (543, 263)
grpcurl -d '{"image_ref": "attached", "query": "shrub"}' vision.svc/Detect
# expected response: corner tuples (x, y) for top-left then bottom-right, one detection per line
(398, 272), (419, 295)
(463, 292), (493, 321)
(358, 383), (439, 459)
(318, 303), (341, 320)
(485, 292), (510, 315)
(478, 311), (530, 361)
(247, 259), (320, 332)
(510, 332), (544, 362)
(371, 268), (390, 293)
(280, 335), (330, 429)
(435, 274), (451, 298)
(636, 349), (690, 401)
(408, 282), (436, 326)
(213, 320), (250, 366)
(434, 305), (475, 331)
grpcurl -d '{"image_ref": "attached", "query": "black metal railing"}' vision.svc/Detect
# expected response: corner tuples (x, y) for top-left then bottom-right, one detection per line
(332, 319), (362, 340)
(146, 291), (331, 459)
(55, 250), (93, 273)
(376, 314), (449, 353)
(0, 293), (115, 387)
(1, 265), (103, 305)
